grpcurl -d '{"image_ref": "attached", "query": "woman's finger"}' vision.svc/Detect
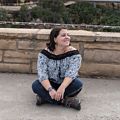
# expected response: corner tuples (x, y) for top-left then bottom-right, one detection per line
(55, 93), (61, 101)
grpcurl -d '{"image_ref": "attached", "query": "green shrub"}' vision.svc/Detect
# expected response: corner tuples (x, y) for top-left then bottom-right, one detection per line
(0, 1), (120, 32)
(38, 0), (65, 13)
(16, 5), (32, 22)
(67, 2), (120, 26)
(31, 6), (43, 19)
(68, 2), (97, 24)
(99, 8), (120, 26)
(16, 1), (120, 26)
(0, 9), (10, 21)
(31, 0), (67, 23)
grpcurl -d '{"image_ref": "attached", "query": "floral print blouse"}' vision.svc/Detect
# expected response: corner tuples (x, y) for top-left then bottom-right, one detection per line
(37, 49), (82, 84)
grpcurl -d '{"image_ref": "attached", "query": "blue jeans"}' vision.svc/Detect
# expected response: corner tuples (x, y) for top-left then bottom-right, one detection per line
(32, 77), (83, 105)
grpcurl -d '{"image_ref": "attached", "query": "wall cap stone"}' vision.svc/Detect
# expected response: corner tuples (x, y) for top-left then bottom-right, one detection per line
(0, 28), (119, 42)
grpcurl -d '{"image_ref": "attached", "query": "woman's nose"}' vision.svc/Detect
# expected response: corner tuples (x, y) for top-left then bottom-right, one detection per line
(65, 35), (70, 39)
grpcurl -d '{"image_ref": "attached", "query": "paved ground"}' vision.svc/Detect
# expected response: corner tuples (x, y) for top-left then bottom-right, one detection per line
(0, 73), (120, 120)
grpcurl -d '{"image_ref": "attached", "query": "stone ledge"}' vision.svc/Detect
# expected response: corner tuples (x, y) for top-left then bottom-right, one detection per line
(0, 28), (120, 42)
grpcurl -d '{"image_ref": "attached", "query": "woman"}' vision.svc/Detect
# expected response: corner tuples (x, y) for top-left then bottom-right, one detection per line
(32, 27), (83, 110)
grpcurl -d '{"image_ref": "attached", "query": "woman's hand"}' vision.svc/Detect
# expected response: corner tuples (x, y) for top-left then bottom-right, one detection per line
(49, 89), (57, 100)
(55, 86), (65, 101)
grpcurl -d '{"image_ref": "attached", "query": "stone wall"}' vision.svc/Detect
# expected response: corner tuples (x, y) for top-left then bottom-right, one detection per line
(1, 22), (120, 32)
(0, 28), (120, 78)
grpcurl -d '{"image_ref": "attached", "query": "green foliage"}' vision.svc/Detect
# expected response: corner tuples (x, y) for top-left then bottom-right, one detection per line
(67, 2), (120, 26)
(68, 2), (97, 24)
(38, 0), (65, 13)
(31, 6), (43, 19)
(0, 1), (120, 32)
(31, 7), (63, 23)
(31, 0), (66, 23)
(0, 9), (10, 21)
(98, 8), (120, 26)
(62, 10), (72, 24)
(16, 5), (32, 22)
(43, 11), (63, 23)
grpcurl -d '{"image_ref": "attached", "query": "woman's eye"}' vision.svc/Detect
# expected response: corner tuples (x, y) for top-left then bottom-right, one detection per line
(61, 34), (66, 37)
(61, 34), (69, 37)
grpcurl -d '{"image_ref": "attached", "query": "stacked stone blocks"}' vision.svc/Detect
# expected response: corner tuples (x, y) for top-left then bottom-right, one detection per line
(0, 28), (120, 78)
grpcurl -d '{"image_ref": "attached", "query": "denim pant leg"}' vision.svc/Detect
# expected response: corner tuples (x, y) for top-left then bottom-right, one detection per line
(64, 77), (83, 97)
(32, 80), (61, 105)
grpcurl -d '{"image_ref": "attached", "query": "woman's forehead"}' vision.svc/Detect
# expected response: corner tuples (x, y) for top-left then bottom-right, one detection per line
(59, 29), (68, 34)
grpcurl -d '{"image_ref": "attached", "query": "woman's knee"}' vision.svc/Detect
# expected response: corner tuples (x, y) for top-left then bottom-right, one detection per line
(32, 80), (40, 94)
(73, 77), (83, 90)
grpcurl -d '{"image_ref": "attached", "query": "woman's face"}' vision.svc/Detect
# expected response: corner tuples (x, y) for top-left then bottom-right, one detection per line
(55, 29), (71, 47)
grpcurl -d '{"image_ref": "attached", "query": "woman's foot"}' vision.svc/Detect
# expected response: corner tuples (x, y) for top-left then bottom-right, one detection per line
(62, 97), (81, 110)
(36, 95), (46, 106)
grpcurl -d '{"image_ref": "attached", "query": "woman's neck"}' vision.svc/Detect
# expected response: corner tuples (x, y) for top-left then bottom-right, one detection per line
(53, 46), (68, 55)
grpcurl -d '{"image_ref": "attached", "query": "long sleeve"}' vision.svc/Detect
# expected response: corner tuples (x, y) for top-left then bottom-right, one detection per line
(65, 54), (82, 80)
(37, 53), (48, 83)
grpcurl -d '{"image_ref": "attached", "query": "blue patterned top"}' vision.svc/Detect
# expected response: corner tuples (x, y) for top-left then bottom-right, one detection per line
(37, 49), (82, 84)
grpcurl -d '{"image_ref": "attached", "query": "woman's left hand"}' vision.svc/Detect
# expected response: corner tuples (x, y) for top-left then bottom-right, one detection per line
(55, 86), (65, 101)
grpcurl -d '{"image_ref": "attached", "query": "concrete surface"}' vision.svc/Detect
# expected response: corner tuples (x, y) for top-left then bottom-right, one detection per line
(0, 73), (120, 120)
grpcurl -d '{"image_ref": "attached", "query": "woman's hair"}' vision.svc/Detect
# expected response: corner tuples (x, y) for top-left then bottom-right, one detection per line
(46, 27), (67, 51)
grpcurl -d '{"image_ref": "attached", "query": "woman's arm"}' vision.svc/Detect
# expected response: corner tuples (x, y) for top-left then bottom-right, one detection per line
(37, 52), (57, 99)
(41, 79), (52, 91)
(65, 54), (82, 80)
(58, 77), (72, 92)
(41, 80), (57, 100)
(55, 77), (72, 101)
(55, 54), (82, 101)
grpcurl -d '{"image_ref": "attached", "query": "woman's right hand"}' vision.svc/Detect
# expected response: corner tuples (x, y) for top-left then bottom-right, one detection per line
(49, 89), (57, 99)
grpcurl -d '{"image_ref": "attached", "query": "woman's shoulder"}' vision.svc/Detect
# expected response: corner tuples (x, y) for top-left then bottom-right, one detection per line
(40, 48), (53, 59)
(44, 47), (49, 51)
(40, 48), (50, 53)
(42, 46), (77, 53)
(65, 46), (77, 52)
(40, 46), (79, 60)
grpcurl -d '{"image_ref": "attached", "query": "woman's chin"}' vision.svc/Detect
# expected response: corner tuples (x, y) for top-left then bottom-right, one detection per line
(63, 44), (70, 47)
(64, 43), (70, 47)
